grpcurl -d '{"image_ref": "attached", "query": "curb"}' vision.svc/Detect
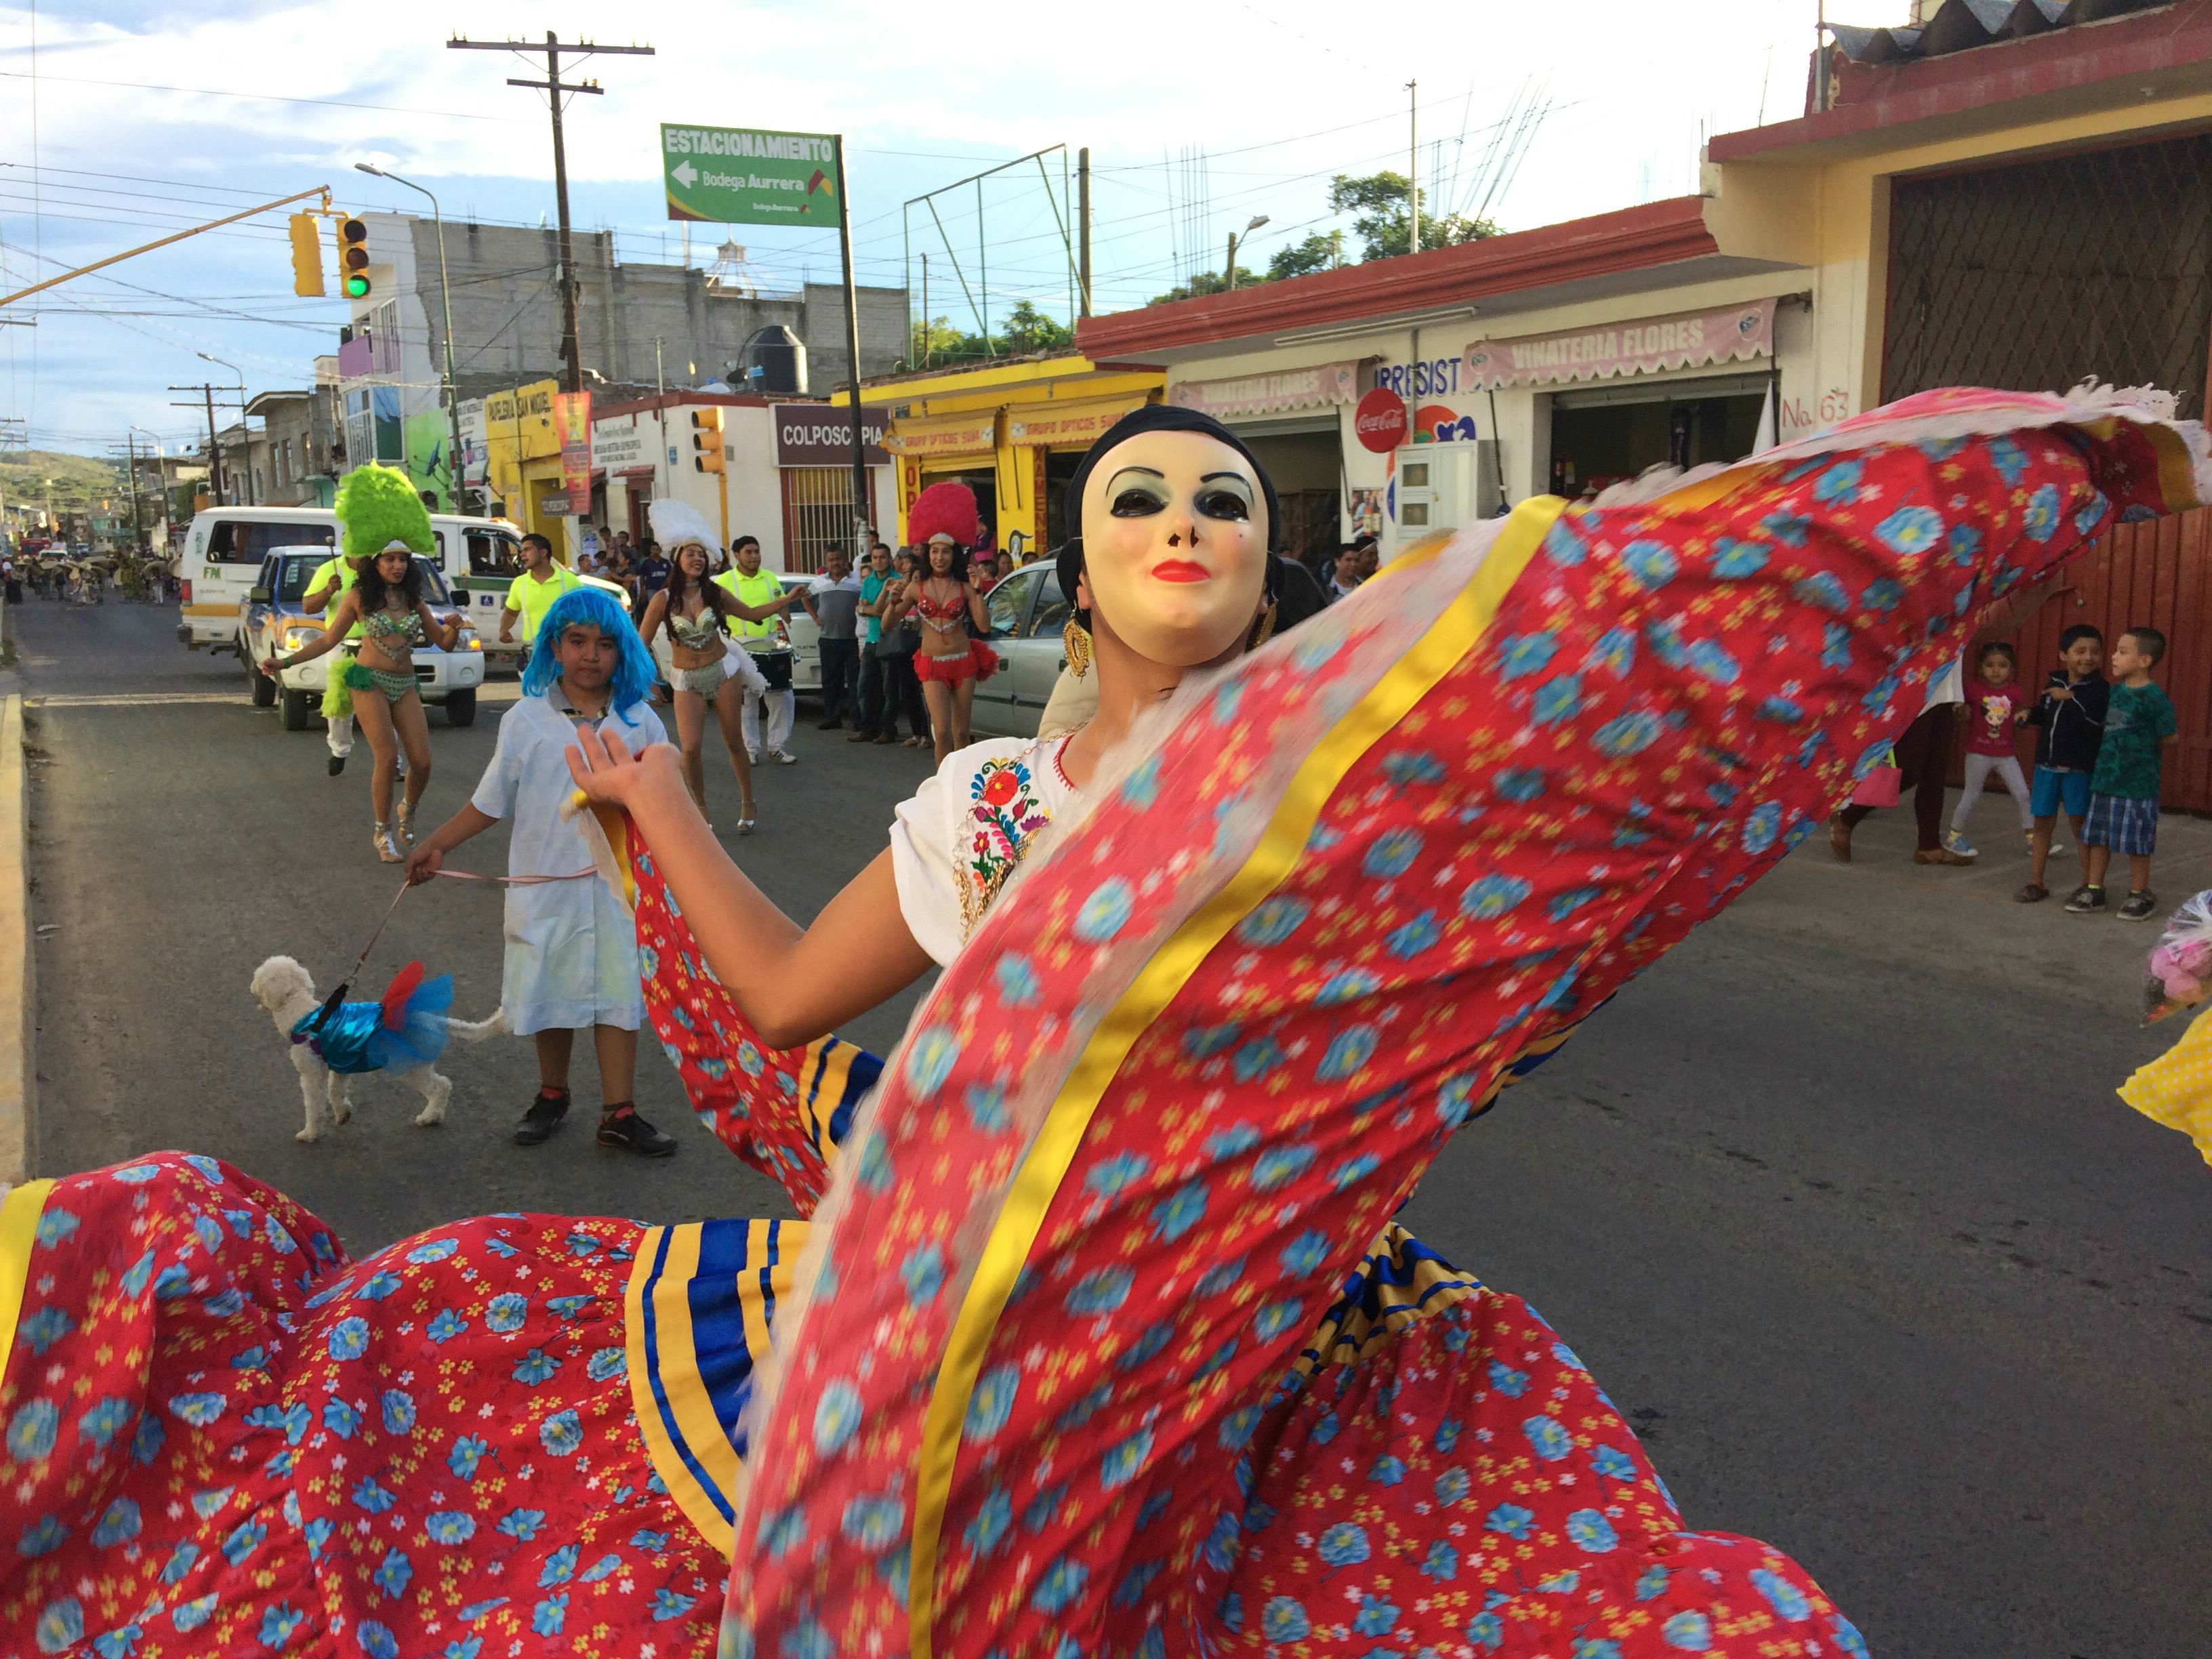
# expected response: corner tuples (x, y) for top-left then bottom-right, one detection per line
(0, 696), (33, 1183)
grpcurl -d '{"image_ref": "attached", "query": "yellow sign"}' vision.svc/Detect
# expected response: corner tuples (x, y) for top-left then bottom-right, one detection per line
(884, 413), (997, 458)
(1006, 396), (1148, 449)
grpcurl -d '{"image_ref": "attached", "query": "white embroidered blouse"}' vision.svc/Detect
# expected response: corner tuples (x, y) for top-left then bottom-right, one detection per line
(888, 734), (1080, 966)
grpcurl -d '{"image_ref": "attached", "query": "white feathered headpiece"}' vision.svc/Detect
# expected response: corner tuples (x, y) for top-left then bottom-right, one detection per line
(648, 497), (716, 553)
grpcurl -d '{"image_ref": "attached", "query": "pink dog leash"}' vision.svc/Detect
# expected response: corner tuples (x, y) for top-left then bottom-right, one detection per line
(313, 867), (596, 1028)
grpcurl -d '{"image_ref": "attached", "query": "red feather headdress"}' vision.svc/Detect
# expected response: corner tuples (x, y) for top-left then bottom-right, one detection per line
(905, 481), (979, 548)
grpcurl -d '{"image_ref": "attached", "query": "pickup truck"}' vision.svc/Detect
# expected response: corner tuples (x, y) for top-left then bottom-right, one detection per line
(240, 547), (485, 729)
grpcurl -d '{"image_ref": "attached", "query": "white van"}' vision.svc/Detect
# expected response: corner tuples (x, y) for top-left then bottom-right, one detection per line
(173, 504), (524, 654)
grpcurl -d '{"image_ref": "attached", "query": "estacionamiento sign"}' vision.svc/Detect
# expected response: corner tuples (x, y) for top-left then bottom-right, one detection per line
(662, 125), (840, 225)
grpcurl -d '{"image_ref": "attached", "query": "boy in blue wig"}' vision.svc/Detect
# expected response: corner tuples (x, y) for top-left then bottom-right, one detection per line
(406, 588), (680, 1155)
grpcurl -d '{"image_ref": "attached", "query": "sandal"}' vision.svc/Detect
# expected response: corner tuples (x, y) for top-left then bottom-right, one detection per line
(736, 802), (758, 836)
(372, 822), (402, 863)
(1826, 815), (1851, 863)
(2013, 882), (2049, 903)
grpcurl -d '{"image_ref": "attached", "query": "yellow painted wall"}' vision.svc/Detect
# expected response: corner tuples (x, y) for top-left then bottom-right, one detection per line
(874, 356), (1163, 548)
(1710, 91), (2212, 421)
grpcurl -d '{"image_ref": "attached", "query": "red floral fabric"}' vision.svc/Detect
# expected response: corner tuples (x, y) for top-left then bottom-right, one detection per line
(720, 407), (2198, 1658)
(0, 1154), (721, 1657)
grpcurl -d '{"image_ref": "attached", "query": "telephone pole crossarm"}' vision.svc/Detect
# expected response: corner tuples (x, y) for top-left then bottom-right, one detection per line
(449, 33), (654, 398)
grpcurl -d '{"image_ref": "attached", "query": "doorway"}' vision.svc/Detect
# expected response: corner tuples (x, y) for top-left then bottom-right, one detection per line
(1547, 377), (1767, 495)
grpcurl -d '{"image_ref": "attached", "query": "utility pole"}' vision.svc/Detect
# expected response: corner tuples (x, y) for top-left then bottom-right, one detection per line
(171, 384), (226, 506)
(1407, 80), (1420, 256)
(119, 434), (145, 550)
(1078, 148), (1093, 318)
(449, 33), (655, 396)
(920, 254), (930, 367)
(834, 136), (871, 552)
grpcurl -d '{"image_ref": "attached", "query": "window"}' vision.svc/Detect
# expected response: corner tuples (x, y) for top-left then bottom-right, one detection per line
(467, 529), (521, 577)
(344, 388), (405, 468)
(985, 567), (1040, 636)
(779, 466), (878, 575)
(203, 520), (335, 565)
(1028, 567), (1073, 640)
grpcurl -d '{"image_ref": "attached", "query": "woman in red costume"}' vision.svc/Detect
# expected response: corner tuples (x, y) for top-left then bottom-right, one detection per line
(0, 393), (2200, 1658)
(899, 482), (1000, 764)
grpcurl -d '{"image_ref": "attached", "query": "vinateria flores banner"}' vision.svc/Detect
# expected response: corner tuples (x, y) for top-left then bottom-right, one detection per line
(662, 125), (840, 225)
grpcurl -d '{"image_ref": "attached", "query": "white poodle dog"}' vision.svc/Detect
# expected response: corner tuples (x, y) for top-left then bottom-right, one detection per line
(251, 955), (506, 1143)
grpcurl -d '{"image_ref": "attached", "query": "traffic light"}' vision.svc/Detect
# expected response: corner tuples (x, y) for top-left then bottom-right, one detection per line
(691, 408), (725, 474)
(288, 213), (325, 297)
(338, 218), (372, 300)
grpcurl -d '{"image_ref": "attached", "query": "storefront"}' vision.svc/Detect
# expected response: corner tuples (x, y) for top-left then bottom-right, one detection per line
(480, 380), (563, 549)
(1167, 362), (1362, 561)
(872, 356), (1164, 559)
(587, 395), (891, 574)
(1464, 299), (1780, 497)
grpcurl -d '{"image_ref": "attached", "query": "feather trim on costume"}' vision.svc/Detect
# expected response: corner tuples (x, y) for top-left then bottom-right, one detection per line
(335, 463), (436, 562)
(905, 481), (980, 548)
(648, 498), (717, 553)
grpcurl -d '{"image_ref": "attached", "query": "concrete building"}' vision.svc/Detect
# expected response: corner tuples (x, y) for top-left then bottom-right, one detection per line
(335, 212), (906, 509)
(1078, 0), (2212, 806)
(247, 359), (345, 508)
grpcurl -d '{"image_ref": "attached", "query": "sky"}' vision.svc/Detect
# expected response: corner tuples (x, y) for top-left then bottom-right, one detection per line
(0, 0), (1910, 457)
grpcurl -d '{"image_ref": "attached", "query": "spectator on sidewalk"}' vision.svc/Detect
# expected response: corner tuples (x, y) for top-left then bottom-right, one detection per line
(2070, 626), (2177, 920)
(1325, 544), (1365, 603)
(1829, 653), (1973, 866)
(405, 588), (679, 1156)
(802, 546), (864, 730)
(2018, 623), (2109, 904)
(851, 542), (896, 744)
(1948, 642), (2035, 857)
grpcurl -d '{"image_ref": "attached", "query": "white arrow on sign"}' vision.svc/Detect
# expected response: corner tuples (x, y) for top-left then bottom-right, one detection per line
(672, 161), (699, 188)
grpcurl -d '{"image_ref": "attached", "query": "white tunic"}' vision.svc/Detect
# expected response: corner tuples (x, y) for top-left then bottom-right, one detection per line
(472, 691), (668, 1034)
(889, 734), (1078, 967)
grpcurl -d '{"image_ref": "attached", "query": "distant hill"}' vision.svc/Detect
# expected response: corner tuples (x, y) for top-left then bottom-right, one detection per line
(0, 451), (129, 517)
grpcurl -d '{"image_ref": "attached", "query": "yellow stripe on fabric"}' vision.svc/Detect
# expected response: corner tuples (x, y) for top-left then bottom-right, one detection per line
(905, 496), (1569, 1656)
(625, 1224), (738, 1557)
(809, 1042), (857, 1158)
(739, 1220), (776, 1361)
(0, 1180), (56, 1395)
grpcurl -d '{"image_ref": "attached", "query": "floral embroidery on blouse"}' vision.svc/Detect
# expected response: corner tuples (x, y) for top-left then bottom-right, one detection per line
(960, 756), (1053, 941)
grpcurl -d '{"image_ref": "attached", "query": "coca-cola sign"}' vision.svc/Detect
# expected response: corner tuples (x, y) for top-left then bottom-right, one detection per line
(1353, 388), (1408, 453)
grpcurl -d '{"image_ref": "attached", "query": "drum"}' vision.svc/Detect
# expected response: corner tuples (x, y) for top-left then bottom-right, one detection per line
(750, 647), (794, 691)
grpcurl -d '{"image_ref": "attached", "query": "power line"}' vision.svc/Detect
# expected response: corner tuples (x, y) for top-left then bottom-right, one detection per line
(0, 69), (508, 122)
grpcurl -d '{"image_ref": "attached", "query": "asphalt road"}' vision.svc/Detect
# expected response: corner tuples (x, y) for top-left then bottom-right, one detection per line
(22, 596), (2212, 1658)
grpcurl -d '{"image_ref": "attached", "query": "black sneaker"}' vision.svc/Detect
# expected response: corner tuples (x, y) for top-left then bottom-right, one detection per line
(816, 718), (844, 731)
(596, 1103), (677, 1156)
(2117, 890), (2158, 922)
(2062, 884), (2107, 914)
(328, 754), (346, 777)
(513, 1088), (570, 1145)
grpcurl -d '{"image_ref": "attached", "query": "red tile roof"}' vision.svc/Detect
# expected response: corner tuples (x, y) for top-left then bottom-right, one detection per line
(1073, 197), (1718, 361)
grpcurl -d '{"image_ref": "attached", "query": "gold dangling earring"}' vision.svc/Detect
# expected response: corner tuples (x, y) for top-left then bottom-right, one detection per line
(1247, 601), (1277, 653)
(1063, 617), (1094, 678)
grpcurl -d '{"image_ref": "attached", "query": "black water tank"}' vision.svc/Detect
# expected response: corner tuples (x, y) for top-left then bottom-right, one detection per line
(740, 326), (807, 396)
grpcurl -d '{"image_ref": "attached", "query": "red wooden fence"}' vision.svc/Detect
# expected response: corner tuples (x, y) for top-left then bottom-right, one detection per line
(1963, 508), (2212, 811)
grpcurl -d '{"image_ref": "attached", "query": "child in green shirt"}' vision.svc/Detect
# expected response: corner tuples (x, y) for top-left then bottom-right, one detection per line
(2069, 626), (2179, 920)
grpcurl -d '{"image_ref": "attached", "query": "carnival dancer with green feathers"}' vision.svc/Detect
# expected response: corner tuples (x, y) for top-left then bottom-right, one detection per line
(262, 465), (467, 861)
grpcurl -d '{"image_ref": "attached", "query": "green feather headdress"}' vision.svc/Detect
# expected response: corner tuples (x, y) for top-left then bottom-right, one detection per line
(335, 464), (434, 562)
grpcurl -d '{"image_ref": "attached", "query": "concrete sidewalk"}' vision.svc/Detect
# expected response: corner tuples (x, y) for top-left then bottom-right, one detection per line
(1752, 783), (2212, 1010)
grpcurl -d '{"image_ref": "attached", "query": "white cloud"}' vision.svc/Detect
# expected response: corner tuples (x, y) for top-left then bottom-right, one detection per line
(0, 0), (1908, 445)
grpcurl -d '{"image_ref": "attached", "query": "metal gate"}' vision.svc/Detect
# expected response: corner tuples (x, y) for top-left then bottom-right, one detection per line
(778, 466), (878, 576)
(1883, 132), (2212, 412)
(1883, 133), (2212, 810)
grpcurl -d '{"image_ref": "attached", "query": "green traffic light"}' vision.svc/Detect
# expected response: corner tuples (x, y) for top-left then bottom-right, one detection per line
(344, 275), (371, 298)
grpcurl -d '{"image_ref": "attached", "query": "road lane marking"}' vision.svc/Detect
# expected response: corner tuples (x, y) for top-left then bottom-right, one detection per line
(30, 684), (523, 710)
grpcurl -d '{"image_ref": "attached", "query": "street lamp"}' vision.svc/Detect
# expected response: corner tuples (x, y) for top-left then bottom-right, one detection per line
(1225, 214), (1271, 292)
(197, 352), (251, 504)
(356, 162), (467, 514)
